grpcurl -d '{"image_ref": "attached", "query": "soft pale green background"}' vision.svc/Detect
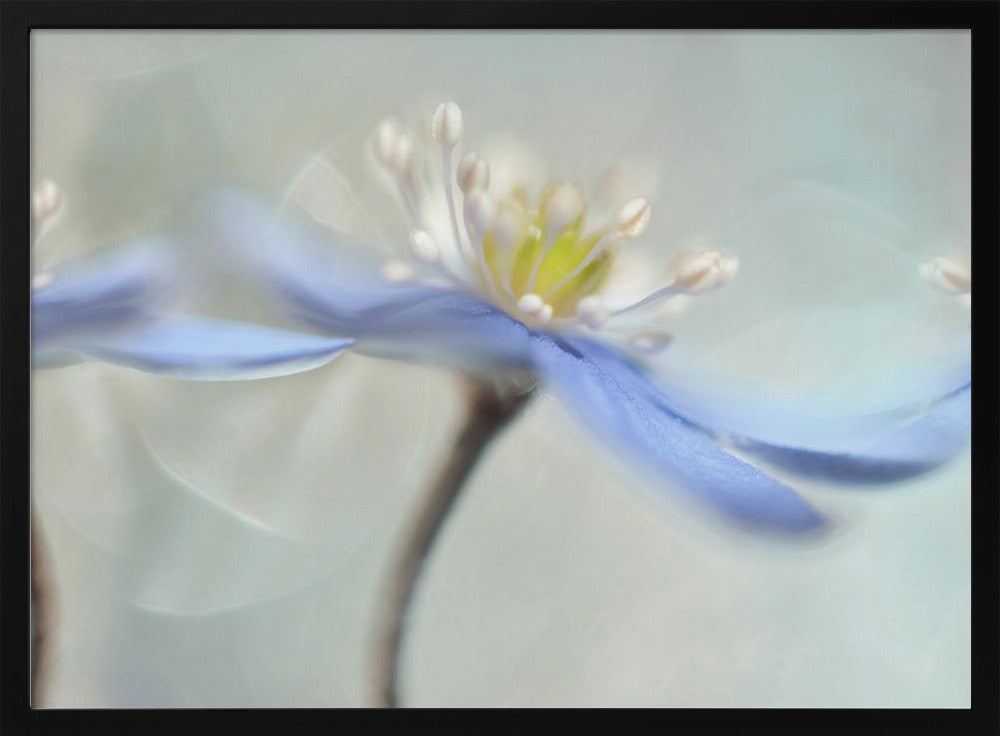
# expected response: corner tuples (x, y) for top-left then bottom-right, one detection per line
(32, 31), (971, 707)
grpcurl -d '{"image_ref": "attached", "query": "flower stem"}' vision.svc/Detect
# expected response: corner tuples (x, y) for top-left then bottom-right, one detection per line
(31, 505), (54, 707)
(368, 376), (536, 708)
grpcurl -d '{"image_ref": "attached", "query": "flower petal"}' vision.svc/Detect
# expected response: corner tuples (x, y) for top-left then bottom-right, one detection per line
(199, 190), (534, 371)
(530, 333), (826, 534)
(569, 337), (971, 484)
(61, 317), (353, 380)
(32, 240), (179, 349)
(732, 384), (971, 483)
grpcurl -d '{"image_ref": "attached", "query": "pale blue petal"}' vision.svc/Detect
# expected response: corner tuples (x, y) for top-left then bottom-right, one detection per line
(62, 317), (353, 380)
(199, 190), (442, 330)
(732, 384), (971, 483)
(568, 337), (971, 484)
(32, 241), (178, 349)
(199, 190), (533, 371)
(531, 334), (826, 534)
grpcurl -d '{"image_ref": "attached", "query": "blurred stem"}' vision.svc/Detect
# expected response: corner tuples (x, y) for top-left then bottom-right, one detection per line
(368, 375), (536, 708)
(31, 503), (54, 707)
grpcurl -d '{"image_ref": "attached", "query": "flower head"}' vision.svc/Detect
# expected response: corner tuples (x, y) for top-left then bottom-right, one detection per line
(367, 103), (736, 337)
(199, 101), (971, 535)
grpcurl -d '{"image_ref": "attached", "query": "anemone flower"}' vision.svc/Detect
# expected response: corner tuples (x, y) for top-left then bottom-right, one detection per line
(198, 102), (972, 706)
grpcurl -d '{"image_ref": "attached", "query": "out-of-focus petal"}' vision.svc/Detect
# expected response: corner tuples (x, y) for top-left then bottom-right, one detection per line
(571, 337), (971, 484)
(729, 384), (971, 483)
(530, 333), (827, 534)
(199, 190), (534, 372)
(198, 190), (440, 327)
(31, 241), (179, 348)
(61, 317), (353, 381)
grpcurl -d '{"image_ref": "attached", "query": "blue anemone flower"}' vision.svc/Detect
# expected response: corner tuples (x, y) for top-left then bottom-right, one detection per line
(194, 104), (970, 535)
(29, 182), (353, 380)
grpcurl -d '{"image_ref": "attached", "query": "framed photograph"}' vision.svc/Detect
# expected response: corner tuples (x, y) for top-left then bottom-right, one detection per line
(3, 1), (996, 732)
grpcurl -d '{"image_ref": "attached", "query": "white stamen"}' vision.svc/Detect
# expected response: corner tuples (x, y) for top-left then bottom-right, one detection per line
(31, 271), (53, 291)
(462, 191), (505, 300)
(525, 184), (584, 293)
(616, 197), (650, 239)
(527, 224), (542, 241)
(432, 102), (463, 147)
(389, 133), (417, 178)
(673, 251), (739, 294)
(611, 283), (682, 317)
(457, 152), (490, 193)
(537, 303), (554, 325)
(576, 295), (609, 329)
(517, 293), (545, 316)
(919, 256), (971, 295)
(372, 119), (401, 170)
(541, 230), (615, 298)
(628, 331), (674, 353)
(381, 260), (416, 284)
(464, 190), (496, 233)
(409, 229), (439, 263)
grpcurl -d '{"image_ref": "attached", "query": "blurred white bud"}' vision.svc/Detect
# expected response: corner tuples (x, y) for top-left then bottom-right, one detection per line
(457, 152), (490, 193)
(389, 133), (416, 177)
(432, 102), (463, 147)
(616, 197), (651, 239)
(674, 251), (738, 294)
(464, 190), (496, 233)
(372, 119), (401, 169)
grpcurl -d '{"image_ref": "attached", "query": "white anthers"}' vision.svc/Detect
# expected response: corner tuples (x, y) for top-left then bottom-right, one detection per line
(457, 152), (490, 193)
(389, 132), (417, 178)
(673, 251), (738, 295)
(31, 271), (54, 291)
(381, 259), (417, 284)
(517, 293), (545, 317)
(616, 197), (651, 239)
(409, 229), (439, 263)
(463, 190), (496, 233)
(432, 102), (463, 147)
(543, 183), (585, 235)
(366, 101), (719, 349)
(372, 119), (402, 169)
(31, 179), (62, 231)
(576, 295), (610, 329)
(919, 256), (971, 295)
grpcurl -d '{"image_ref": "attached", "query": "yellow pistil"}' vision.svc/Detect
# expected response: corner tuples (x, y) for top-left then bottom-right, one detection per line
(480, 188), (614, 321)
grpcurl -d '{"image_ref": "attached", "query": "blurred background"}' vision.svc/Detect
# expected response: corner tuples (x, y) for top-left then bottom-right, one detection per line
(31, 31), (971, 707)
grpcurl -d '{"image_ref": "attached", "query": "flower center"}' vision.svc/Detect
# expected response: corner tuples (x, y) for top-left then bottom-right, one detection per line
(371, 101), (734, 333)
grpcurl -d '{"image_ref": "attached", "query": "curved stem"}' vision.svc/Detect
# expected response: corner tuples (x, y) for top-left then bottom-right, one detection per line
(368, 377), (536, 708)
(31, 504), (54, 707)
